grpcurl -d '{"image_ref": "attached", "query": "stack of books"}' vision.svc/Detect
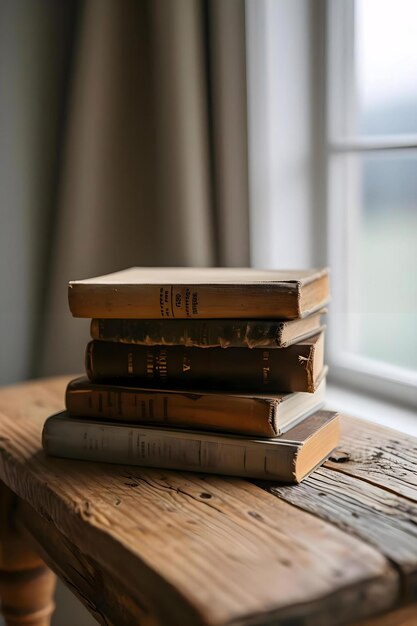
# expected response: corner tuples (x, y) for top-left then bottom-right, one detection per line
(43, 267), (339, 483)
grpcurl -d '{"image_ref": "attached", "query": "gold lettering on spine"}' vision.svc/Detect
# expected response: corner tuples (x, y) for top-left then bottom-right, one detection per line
(183, 288), (199, 317)
(146, 349), (168, 380)
(164, 288), (170, 317)
(192, 291), (199, 315)
(157, 349), (168, 380)
(262, 351), (270, 385)
(159, 287), (172, 318)
(146, 350), (154, 378)
(183, 353), (191, 373)
(159, 287), (164, 317)
(185, 287), (191, 317)
(127, 352), (134, 374)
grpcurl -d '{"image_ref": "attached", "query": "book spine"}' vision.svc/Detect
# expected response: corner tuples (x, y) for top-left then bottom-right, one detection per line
(43, 418), (297, 482)
(69, 283), (300, 319)
(65, 383), (277, 437)
(85, 340), (318, 393)
(90, 319), (285, 349)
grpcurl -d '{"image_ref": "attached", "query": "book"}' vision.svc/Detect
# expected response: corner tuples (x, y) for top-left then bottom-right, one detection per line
(65, 374), (327, 437)
(90, 311), (326, 349)
(42, 410), (339, 483)
(85, 332), (325, 393)
(69, 267), (330, 319)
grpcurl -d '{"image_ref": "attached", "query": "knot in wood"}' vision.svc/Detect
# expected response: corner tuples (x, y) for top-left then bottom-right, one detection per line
(329, 449), (351, 463)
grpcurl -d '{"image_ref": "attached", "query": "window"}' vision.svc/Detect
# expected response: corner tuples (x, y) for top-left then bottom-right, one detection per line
(327, 0), (417, 406)
(246, 0), (417, 408)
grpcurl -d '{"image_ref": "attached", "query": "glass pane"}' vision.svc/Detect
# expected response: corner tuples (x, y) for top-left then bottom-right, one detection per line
(355, 0), (417, 135)
(348, 151), (417, 369)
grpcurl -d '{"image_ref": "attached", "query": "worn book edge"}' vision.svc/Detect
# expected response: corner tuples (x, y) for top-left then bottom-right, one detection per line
(42, 409), (339, 483)
(65, 369), (327, 437)
(89, 316), (327, 349)
(69, 268), (330, 320)
(69, 266), (330, 286)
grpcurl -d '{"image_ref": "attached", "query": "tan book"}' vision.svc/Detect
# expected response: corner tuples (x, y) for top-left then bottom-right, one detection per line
(90, 311), (326, 349)
(42, 409), (339, 483)
(65, 374), (327, 437)
(85, 331), (325, 393)
(69, 267), (330, 319)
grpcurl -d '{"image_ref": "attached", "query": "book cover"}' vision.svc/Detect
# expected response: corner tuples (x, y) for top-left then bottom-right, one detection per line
(66, 374), (327, 437)
(90, 313), (326, 349)
(42, 410), (340, 483)
(69, 267), (330, 319)
(85, 332), (325, 393)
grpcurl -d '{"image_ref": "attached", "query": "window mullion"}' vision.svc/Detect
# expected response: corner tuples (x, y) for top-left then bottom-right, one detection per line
(330, 137), (417, 153)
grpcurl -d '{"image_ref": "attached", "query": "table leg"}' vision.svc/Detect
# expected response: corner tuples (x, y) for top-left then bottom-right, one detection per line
(0, 482), (56, 626)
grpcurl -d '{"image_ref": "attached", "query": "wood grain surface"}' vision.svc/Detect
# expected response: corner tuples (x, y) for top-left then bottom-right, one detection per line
(354, 603), (417, 626)
(268, 417), (417, 600)
(326, 416), (417, 500)
(0, 377), (415, 626)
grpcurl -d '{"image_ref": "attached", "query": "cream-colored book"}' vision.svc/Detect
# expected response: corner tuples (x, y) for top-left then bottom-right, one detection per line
(42, 410), (339, 483)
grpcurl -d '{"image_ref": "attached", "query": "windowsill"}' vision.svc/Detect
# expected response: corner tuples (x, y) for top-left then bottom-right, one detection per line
(325, 383), (417, 436)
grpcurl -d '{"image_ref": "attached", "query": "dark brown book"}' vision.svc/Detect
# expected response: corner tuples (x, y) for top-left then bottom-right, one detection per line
(42, 410), (339, 483)
(69, 267), (330, 319)
(85, 332), (325, 393)
(65, 375), (327, 437)
(90, 312), (326, 349)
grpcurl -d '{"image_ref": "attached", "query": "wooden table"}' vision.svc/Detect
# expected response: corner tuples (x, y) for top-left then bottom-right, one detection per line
(0, 377), (416, 626)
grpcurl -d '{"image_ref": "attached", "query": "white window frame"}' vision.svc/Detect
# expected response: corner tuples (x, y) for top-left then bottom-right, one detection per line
(246, 0), (417, 409)
(326, 0), (417, 408)
(245, 0), (316, 270)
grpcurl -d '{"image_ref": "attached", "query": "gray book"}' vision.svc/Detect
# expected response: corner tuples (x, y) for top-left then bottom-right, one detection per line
(42, 410), (339, 483)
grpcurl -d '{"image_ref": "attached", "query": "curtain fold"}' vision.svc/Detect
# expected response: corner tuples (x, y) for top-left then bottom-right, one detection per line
(0, 0), (250, 379)
(39, 0), (158, 375)
(208, 0), (250, 266)
(150, 0), (216, 267)
(0, 0), (79, 384)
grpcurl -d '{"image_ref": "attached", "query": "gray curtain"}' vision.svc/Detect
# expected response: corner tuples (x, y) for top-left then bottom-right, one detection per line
(0, 0), (250, 383)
